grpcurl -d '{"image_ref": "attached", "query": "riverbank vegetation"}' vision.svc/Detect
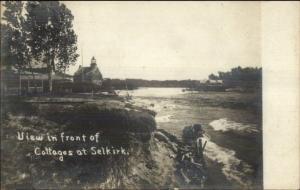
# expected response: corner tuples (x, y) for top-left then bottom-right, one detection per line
(1, 96), (209, 189)
(1, 97), (155, 189)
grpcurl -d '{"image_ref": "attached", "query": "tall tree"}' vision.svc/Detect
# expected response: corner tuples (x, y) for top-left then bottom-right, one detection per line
(1, 1), (29, 71)
(24, 1), (78, 92)
(1, 1), (31, 95)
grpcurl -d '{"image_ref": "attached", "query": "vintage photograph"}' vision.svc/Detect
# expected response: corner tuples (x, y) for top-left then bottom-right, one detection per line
(1, 1), (262, 189)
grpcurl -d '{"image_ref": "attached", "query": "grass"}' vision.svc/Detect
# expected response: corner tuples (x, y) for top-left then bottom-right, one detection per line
(1, 97), (157, 189)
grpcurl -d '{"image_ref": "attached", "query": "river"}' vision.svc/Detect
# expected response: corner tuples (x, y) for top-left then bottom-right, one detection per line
(117, 87), (262, 189)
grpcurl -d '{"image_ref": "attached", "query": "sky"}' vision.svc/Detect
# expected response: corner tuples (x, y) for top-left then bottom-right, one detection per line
(64, 2), (261, 80)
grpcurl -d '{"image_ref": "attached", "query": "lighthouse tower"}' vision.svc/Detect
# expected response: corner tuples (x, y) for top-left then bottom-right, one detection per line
(91, 56), (97, 68)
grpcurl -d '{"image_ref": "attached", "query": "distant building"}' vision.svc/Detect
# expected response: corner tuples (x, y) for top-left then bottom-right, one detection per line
(206, 79), (223, 84)
(198, 79), (223, 84)
(73, 57), (103, 85)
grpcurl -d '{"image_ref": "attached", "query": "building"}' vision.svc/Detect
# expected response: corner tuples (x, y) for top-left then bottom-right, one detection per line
(73, 57), (103, 86)
(206, 79), (223, 84)
(1, 67), (73, 95)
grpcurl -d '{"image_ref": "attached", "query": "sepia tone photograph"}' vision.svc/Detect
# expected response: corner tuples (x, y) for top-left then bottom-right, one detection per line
(1, 1), (263, 189)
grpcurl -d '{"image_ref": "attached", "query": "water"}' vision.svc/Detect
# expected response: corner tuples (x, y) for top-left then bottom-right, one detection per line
(117, 87), (262, 188)
(209, 118), (259, 134)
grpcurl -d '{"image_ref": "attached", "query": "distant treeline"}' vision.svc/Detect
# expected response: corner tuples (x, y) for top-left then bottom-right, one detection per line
(102, 79), (199, 90)
(208, 66), (262, 81)
(102, 66), (262, 91)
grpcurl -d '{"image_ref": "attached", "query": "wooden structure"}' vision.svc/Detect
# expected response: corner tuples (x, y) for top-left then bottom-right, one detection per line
(1, 68), (73, 95)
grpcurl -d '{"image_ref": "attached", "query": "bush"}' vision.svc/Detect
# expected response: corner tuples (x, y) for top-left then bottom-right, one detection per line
(72, 82), (101, 93)
(40, 103), (156, 143)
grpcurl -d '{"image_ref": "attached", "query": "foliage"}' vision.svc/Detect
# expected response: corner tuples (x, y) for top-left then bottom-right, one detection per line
(208, 74), (219, 80)
(209, 66), (262, 81)
(24, 1), (78, 71)
(1, 1), (79, 92)
(72, 82), (101, 93)
(102, 78), (200, 89)
(1, 1), (30, 70)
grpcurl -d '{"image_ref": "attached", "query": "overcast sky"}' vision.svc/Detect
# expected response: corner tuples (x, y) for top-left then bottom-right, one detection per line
(64, 1), (261, 80)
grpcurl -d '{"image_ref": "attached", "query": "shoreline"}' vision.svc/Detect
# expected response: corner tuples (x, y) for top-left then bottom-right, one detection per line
(2, 96), (208, 189)
(1, 92), (262, 189)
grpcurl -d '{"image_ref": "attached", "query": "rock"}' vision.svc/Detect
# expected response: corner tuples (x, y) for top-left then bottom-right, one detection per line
(154, 131), (178, 153)
(157, 129), (181, 145)
(182, 124), (204, 145)
(154, 131), (170, 144)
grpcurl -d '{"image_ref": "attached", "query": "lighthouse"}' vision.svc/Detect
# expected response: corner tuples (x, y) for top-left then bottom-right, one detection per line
(91, 56), (97, 67)
(73, 56), (103, 85)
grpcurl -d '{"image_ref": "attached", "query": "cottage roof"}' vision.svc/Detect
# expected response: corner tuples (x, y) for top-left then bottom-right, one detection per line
(1, 68), (72, 81)
(20, 72), (72, 80)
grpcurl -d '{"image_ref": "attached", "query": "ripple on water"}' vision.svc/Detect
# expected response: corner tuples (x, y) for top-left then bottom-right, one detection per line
(209, 118), (259, 134)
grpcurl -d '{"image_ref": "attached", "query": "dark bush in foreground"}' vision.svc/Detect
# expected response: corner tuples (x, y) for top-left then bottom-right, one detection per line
(40, 103), (156, 142)
(1, 101), (157, 189)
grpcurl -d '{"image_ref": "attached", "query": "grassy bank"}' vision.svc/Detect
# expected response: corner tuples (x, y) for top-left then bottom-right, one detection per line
(1, 96), (210, 189)
(1, 96), (158, 189)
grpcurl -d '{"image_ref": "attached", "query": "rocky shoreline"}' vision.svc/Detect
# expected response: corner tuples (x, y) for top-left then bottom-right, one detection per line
(1, 96), (208, 189)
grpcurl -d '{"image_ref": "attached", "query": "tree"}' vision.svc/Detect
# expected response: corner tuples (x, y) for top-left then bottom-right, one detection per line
(1, 1), (29, 71)
(24, 1), (78, 92)
(215, 66), (262, 82)
(208, 73), (219, 80)
(1, 1), (31, 95)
